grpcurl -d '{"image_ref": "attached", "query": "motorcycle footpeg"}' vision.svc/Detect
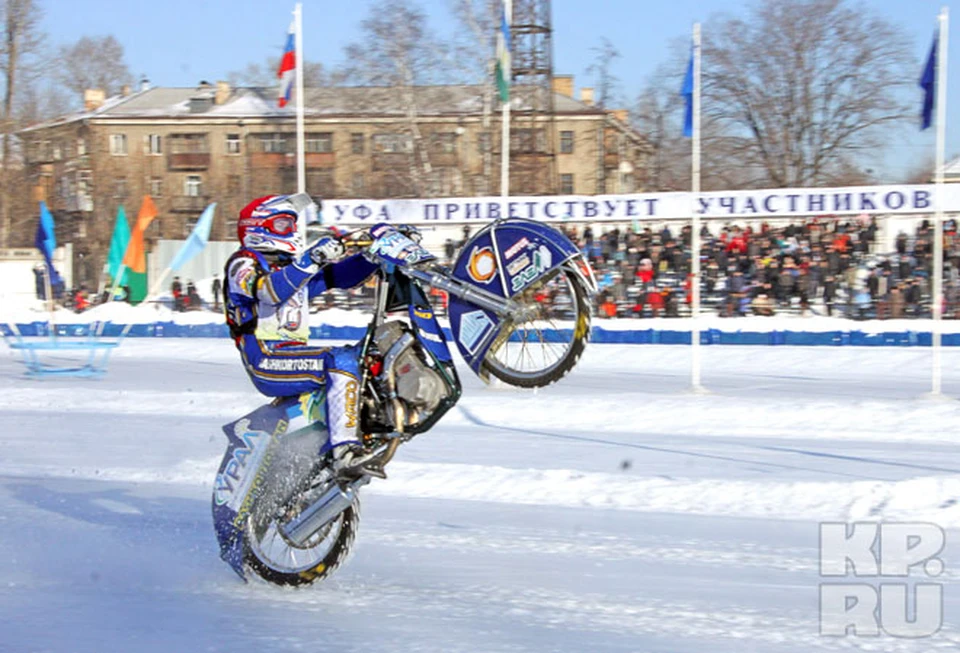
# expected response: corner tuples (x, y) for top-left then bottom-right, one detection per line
(336, 460), (387, 481)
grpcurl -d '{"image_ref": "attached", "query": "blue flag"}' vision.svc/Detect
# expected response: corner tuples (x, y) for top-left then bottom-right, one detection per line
(35, 201), (63, 291)
(168, 203), (216, 271)
(920, 34), (937, 130)
(681, 48), (694, 138)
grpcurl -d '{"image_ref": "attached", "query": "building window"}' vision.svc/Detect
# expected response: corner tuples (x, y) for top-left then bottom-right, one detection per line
(432, 132), (457, 154)
(478, 132), (491, 153)
(560, 131), (574, 154)
(560, 173), (574, 195)
(511, 128), (545, 153)
(305, 133), (333, 153)
(110, 134), (127, 155)
(352, 173), (365, 196)
(227, 174), (242, 196)
(226, 133), (241, 154)
(184, 175), (203, 196)
(52, 142), (62, 160)
(372, 133), (413, 153)
(169, 133), (208, 154)
(113, 177), (127, 199)
(472, 175), (489, 196)
(147, 134), (162, 155)
(351, 133), (364, 154)
(306, 169), (334, 195)
(77, 138), (87, 156)
(77, 170), (92, 195)
(259, 133), (286, 153)
(149, 177), (163, 197)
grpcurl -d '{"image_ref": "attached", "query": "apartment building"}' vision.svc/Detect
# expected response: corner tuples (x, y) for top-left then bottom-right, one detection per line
(21, 78), (651, 286)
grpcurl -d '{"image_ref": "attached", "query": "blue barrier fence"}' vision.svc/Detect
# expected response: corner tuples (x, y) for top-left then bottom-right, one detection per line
(4, 321), (960, 346)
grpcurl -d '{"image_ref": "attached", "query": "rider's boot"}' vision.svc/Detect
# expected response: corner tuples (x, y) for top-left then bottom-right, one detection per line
(331, 442), (387, 479)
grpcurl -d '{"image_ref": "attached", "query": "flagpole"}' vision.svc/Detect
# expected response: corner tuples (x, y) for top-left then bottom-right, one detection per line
(691, 22), (703, 392)
(294, 3), (306, 199)
(500, 0), (512, 201)
(43, 256), (56, 337)
(933, 6), (948, 396)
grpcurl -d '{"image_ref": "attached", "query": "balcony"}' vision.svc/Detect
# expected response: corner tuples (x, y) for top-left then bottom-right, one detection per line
(372, 152), (411, 171)
(250, 152), (289, 169)
(170, 195), (210, 213)
(304, 152), (335, 168)
(168, 153), (211, 171)
(430, 152), (458, 167)
(64, 193), (93, 213)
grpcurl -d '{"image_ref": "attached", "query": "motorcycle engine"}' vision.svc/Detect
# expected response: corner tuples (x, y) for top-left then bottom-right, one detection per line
(372, 321), (449, 427)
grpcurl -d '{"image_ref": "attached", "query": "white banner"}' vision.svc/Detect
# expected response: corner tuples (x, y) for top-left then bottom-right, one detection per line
(321, 184), (957, 226)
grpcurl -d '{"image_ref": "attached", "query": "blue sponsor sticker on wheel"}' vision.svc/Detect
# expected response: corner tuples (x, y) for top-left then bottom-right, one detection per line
(459, 310), (494, 355)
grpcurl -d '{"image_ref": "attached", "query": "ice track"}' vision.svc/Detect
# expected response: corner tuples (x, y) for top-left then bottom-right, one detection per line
(1, 340), (959, 652)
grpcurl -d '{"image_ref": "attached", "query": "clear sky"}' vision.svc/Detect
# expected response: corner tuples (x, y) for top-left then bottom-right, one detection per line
(38, 0), (956, 183)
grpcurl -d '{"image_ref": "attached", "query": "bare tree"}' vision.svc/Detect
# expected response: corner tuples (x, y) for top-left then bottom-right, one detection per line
(902, 155), (936, 185)
(339, 0), (452, 197)
(0, 0), (44, 248)
(585, 38), (621, 109)
(702, 0), (913, 188)
(227, 58), (327, 88)
(448, 0), (499, 189)
(55, 35), (132, 101)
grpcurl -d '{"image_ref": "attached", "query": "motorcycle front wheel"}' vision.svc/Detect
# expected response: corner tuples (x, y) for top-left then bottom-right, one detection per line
(243, 484), (360, 587)
(481, 266), (592, 388)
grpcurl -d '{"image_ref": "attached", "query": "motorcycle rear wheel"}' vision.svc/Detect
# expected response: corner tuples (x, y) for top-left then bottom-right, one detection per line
(481, 267), (591, 388)
(243, 488), (360, 587)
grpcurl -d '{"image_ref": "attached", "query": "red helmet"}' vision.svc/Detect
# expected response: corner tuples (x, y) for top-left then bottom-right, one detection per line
(237, 195), (304, 255)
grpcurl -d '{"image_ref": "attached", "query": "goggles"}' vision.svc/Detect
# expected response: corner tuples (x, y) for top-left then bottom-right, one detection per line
(241, 212), (297, 236)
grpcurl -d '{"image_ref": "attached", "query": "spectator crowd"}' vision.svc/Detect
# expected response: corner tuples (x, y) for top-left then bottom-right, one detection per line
(34, 218), (960, 322)
(562, 217), (960, 320)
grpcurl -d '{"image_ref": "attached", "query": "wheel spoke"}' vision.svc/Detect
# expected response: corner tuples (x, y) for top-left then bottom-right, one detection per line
(484, 268), (589, 387)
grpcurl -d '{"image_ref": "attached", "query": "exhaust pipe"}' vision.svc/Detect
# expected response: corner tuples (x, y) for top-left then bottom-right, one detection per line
(279, 477), (367, 547)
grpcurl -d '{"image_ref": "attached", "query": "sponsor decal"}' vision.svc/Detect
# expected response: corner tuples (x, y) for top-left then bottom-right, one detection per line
(344, 379), (358, 429)
(280, 294), (303, 331)
(414, 308), (434, 320)
(417, 328), (444, 343)
(370, 230), (431, 265)
(467, 246), (497, 284)
(510, 245), (553, 293)
(459, 310), (495, 355)
(259, 358), (324, 372)
(370, 224), (393, 238)
(503, 237), (531, 259)
(214, 417), (283, 514)
(507, 254), (531, 277)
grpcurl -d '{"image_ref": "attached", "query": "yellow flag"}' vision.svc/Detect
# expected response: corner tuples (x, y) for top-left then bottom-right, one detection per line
(121, 195), (158, 273)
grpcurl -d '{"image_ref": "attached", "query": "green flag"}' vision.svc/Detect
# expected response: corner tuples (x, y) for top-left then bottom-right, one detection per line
(107, 205), (130, 286)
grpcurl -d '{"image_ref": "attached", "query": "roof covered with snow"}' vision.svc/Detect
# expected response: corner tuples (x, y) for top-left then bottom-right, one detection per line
(21, 84), (609, 133)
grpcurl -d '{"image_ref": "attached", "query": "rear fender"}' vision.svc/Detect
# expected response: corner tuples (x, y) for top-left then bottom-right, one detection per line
(212, 395), (317, 579)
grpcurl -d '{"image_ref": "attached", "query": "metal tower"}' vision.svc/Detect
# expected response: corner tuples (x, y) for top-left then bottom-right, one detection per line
(508, 0), (556, 195)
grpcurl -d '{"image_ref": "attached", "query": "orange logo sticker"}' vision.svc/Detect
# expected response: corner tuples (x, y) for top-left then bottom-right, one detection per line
(467, 246), (497, 283)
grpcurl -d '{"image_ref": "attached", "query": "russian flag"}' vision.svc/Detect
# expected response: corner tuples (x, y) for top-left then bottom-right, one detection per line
(277, 21), (295, 108)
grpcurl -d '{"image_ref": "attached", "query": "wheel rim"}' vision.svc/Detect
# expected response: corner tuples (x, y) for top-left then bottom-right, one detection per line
(484, 268), (584, 382)
(246, 498), (347, 574)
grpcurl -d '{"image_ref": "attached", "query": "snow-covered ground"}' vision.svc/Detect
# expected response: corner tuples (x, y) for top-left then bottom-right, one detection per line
(1, 340), (959, 652)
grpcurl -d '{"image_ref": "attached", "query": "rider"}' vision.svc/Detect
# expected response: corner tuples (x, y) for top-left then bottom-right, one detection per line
(223, 193), (380, 475)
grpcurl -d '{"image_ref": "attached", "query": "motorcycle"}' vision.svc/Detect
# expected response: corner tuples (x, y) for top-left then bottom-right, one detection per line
(212, 218), (597, 586)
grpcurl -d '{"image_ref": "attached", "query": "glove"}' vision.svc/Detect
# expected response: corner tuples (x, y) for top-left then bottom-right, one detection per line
(295, 236), (345, 271)
(397, 225), (423, 244)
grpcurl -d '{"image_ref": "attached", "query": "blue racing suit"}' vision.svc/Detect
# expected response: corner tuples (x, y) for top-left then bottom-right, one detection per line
(223, 248), (377, 448)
